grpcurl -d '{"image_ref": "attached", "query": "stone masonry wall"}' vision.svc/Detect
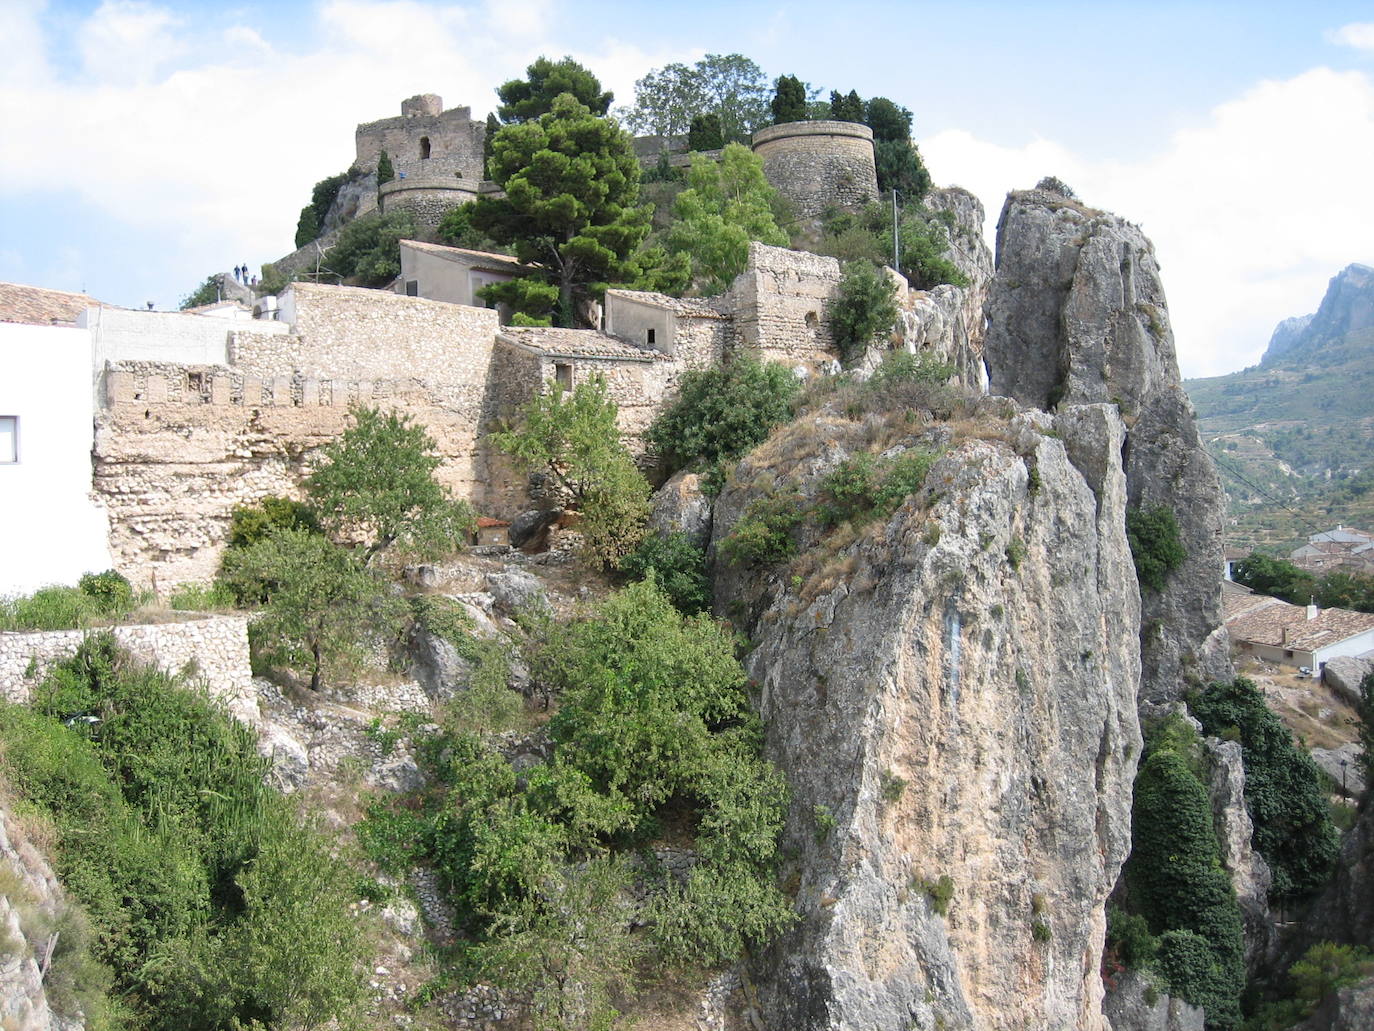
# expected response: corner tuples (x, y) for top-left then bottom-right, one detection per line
(268, 282), (500, 383)
(752, 120), (878, 220)
(355, 100), (486, 182)
(0, 615), (254, 720)
(378, 178), (480, 235)
(95, 362), (488, 589)
(728, 242), (842, 370)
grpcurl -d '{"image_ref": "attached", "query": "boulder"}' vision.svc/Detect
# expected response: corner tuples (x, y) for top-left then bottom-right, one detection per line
(1103, 970), (1204, 1031)
(507, 509), (559, 549)
(1311, 742), (1364, 800)
(647, 470), (713, 549)
(984, 183), (1231, 702)
(1324, 655), (1372, 707)
(485, 568), (548, 616)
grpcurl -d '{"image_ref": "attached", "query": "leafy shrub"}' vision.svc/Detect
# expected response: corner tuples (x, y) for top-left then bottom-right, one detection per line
(914, 874), (954, 916)
(815, 448), (938, 528)
(324, 208), (415, 286)
(78, 570), (133, 610)
(227, 496), (320, 550)
(719, 489), (807, 566)
(620, 533), (709, 614)
(1189, 677), (1339, 901)
(815, 201), (966, 291)
(647, 354), (800, 477)
(828, 260), (899, 363)
(359, 579), (791, 1020)
(0, 572), (142, 631)
(0, 636), (366, 1029)
(1107, 906), (1158, 970)
(1126, 505), (1187, 592)
(1125, 749), (1245, 1029)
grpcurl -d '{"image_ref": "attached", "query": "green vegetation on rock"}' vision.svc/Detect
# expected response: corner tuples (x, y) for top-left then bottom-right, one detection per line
(1126, 505), (1187, 593)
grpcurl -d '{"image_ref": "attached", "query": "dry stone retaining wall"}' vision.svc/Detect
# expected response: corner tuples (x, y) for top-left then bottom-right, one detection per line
(0, 615), (254, 718)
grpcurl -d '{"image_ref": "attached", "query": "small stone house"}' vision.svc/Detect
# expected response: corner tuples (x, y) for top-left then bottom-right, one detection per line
(1225, 584), (1374, 674)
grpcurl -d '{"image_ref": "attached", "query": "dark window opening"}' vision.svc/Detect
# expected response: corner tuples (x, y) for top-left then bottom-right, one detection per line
(646, 328), (656, 345)
(1284, 649), (1294, 659)
(555, 363), (573, 391)
(405, 280), (419, 296)
(420, 136), (431, 160)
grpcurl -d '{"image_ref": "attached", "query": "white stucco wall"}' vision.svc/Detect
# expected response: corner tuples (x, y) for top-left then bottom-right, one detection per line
(605, 294), (674, 352)
(80, 305), (289, 376)
(1315, 628), (1374, 667)
(0, 323), (113, 595)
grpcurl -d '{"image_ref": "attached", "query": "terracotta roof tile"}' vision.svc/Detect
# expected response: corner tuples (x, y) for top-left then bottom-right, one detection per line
(604, 289), (728, 319)
(1226, 597), (1374, 652)
(498, 327), (669, 361)
(0, 281), (100, 326)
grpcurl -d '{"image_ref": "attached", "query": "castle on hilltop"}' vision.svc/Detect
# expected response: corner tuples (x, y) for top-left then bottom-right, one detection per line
(0, 92), (986, 597)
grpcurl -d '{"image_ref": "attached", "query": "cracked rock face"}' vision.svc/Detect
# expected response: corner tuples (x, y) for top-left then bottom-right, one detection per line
(714, 404), (1141, 1030)
(984, 186), (1230, 702)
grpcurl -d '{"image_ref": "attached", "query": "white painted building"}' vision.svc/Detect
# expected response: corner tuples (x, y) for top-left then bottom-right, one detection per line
(0, 322), (113, 595)
(396, 239), (520, 318)
(1226, 590), (1374, 675)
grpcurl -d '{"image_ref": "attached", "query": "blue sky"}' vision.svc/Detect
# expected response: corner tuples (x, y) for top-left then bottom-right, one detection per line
(2, 1), (1372, 376)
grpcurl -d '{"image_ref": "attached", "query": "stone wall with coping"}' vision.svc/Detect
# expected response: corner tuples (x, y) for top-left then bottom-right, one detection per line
(95, 360), (487, 589)
(727, 242), (842, 371)
(0, 615), (255, 722)
(751, 120), (878, 220)
(378, 178), (480, 233)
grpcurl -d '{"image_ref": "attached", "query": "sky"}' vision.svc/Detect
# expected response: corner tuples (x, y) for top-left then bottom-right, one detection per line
(1, 1), (1372, 378)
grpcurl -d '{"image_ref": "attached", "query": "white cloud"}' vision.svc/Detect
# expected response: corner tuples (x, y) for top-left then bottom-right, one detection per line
(77, 1), (187, 84)
(1329, 22), (1374, 52)
(925, 68), (1374, 378)
(0, 0), (51, 87)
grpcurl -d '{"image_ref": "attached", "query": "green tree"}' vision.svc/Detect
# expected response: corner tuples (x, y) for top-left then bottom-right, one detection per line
(471, 95), (651, 326)
(620, 534), (710, 614)
(647, 353), (799, 477)
(664, 143), (790, 292)
(220, 527), (404, 690)
(687, 112), (724, 150)
(491, 376), (651, 568)
(324, 208), (415, 287)
(1126, 749), (1246, 1029)
(179, 275), (220, 310)
(1358, 670), (1374, 783)
(1232, 552), (1318, 604)
(864, 97), (932, 198)
(376, 149), (395, 186)
(816, 201), (964, 290)
(1126, 505), (1187, 592)
(497, 55), (612, 123)
(622, 53), (770, 143)
(829, 89), (865, 122)
(829, 260), (899, 363)
(1189, 676), (1339, 901)
(294, 169), (355, 248)
(770, 74), (809, 124)
(865, 96), (912, 142)
(483, 111), (500, 174)
(305, 405), (474, 566)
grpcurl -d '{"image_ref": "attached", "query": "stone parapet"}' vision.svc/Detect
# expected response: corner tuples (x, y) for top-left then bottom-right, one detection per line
(0, 615), (255, 720)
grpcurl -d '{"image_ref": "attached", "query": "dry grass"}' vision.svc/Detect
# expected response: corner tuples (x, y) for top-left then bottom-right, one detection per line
(1237, 658), (1360, 752)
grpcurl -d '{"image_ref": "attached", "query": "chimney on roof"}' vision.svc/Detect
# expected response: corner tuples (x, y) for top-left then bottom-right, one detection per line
(1307, 600), (1319, 620)
(1281, 626), (1289, 646)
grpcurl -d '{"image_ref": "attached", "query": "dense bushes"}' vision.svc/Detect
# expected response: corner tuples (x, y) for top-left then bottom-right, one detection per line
(1189, 676), (1338, 901)
(1125, 745), (1246, 1029)
(620, 533), (709, 614)
(324, 208), (416, 286)
(0, 636), (365, 1029)
(1232, 551), (1374, 614)
(360, 579), (791, 1027)
(1, 570), (141, 631)
(647, 354), (800, 481)
(1125, 505), (1187, 592)
(828, 260), (899, 363)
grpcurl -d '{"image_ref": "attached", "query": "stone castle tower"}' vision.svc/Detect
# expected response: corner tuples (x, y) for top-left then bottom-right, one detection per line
(751, 119), (880, 220)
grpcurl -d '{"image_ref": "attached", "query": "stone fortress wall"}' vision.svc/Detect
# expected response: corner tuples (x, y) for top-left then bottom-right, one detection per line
(355, 94), (487, 182)
(751, 119), (879, 220)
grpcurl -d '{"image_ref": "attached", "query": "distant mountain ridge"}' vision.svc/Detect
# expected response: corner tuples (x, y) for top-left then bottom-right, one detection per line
(1261, 262), (1374, 365)
(1186, 263), (1374, 551)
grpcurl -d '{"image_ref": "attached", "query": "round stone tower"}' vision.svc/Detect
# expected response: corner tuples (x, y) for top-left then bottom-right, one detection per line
(752, 120), (879, 220)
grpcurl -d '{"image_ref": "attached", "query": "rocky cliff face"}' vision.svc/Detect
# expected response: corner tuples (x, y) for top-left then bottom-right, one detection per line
(888, 187), (994, 390)
(983, 183), (1230, 703)
(0, 809), (82, 1031)
(712, 399), (1142, 1030)
(1261, 262), (1374, 365)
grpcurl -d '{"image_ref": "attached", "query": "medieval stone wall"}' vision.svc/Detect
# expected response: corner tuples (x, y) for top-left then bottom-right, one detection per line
(0, 615), (254, 719)
(752, 120), (878, 220)
(355, 96), (486, 182)
(94, 361), (486, 589)
(379, 178), (480, 234)
(727, 242), (842, 371)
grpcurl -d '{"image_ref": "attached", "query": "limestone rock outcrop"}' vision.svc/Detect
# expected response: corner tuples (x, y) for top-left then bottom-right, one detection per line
(0, 809), (83, 1031)
(1323, 655), (1371, 707)
(647, 470), (713, 549)
(1204, 737), (1275, 967)
(713, 402), (1141, 1030)
(984, 183), (1230, 702)
(1261, 262), (1374, 365)
(1103, 970), (1204, 1031)
(1301, 791), (1374, 952)
(1295, 977), (1374, 1031)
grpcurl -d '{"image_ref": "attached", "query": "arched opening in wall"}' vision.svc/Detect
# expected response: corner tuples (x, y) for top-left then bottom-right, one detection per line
(420, 136), (431, 160)
(805, 310), (819, 341)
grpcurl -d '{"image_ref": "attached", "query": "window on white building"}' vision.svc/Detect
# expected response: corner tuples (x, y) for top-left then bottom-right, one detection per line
(0, 416), (16, 463)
